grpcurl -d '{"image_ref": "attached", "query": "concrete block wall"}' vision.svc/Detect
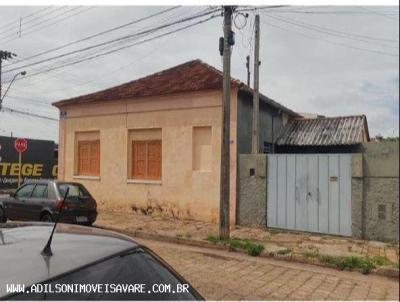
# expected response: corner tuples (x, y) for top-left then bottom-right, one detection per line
(359, 142), (399, 242)
(238, 142), (399, 242)
(237, 154), (267, 227)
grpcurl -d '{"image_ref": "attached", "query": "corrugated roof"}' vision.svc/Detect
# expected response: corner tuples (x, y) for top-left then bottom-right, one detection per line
(276, 115), (370, 146)
(52, 59), (298, 116)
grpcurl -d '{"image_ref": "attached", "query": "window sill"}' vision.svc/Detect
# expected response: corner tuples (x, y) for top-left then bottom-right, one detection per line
(127, 179), (162, 185)
(73, 175), (100, 181)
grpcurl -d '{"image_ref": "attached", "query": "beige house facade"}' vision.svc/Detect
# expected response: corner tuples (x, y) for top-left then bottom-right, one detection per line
(54, 60), (298, 223)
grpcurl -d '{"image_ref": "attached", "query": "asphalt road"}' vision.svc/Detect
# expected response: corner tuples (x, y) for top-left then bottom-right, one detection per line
(137, 238), (399, 301)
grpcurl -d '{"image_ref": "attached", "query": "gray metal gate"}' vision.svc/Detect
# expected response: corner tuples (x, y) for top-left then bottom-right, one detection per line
(267, 154), (352, 236)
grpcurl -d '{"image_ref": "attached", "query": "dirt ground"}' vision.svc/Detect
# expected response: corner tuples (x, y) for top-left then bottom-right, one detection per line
(95, 209), (399, 265)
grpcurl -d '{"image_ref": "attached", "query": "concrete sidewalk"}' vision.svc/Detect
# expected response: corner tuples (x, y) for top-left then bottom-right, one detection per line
(95, 209), (399, 276)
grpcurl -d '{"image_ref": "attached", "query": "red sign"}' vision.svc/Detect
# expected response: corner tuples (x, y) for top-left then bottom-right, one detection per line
(14, 138), (28, 153)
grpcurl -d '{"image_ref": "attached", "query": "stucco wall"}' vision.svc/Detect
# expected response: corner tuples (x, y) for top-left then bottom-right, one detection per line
(237, 154), (267, 227)
(352, 142), (399, 242)
(57, 89), (238, 223)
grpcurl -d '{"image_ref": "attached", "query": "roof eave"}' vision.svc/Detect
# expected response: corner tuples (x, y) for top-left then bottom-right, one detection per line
(238, 85), (301, 118)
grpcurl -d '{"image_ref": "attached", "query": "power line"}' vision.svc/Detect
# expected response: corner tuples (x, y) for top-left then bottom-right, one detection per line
(359, 6), (399, 21)
(263, 13), (399, 48)
(0, 7), (94, 44)
(17, 13), (220, 81)
(0, 6), (70, 39)
(240, 7), (399, 15)
(4, 6), (180, 68)
(0, 6), (55, 35)
(1, 6), (199, 95)
(3, 8), (220, 75)
(1, 105), (58, 121)
(260, 18), (399, 57)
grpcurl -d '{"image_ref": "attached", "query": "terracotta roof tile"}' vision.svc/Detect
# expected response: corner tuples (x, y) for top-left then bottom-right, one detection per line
(52, 59), (299, 117)
(53, 59), (240, 106)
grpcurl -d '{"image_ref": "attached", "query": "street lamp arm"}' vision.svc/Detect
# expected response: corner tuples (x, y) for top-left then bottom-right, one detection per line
(0, 71), (26, 106)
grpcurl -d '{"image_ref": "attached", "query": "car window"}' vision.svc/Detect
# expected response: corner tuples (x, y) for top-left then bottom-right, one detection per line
(57, 183), (89, 198)
(31, 185), (48, 199)
(15, 184), (36, 198)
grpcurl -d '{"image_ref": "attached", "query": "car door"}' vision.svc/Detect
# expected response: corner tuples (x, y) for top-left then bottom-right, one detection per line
(28, 184), (49, 221)
(8, 184), (36, 221)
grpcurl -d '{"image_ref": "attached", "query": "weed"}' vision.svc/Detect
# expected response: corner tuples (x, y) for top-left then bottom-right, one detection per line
(277, 248), (292, 255)
(206, 235), (220, 244)
(205, 236), (264, 256)
(372, 255), (390, 266)
(184, 233), (192, 239)
(317, 255), (375, 274)
(303, 250), (319, 258)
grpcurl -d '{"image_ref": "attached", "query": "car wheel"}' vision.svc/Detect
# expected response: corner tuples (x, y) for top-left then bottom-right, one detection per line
(40, 213), (53, 222)
(0, 207), (7, 223)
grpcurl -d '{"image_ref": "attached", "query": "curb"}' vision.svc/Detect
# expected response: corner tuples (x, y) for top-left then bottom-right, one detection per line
(95, 224), (399, 280)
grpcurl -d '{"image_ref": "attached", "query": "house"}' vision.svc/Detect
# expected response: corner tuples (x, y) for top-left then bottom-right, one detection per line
(53, 59), (299, 223)
(275, 115), (370, 153)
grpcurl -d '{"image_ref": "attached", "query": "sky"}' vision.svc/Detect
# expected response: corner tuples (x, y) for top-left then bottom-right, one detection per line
(0, 5), (398, 142)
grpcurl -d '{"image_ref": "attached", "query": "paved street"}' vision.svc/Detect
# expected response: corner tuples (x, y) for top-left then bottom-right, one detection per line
(138, 238), (399, 301)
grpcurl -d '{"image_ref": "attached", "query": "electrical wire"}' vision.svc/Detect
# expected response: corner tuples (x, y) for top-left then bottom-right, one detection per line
(0, 6), (75, 41)
(2, 8), (221, 75)
(0, 6), (59, 37)
(0, 7), (95, 44)
(1, 105), (58, 121)
(262, 12), (399, 46)
(260, 18), (399, 57)
(3, 6), (181, 68)
(17, 13), (220, 81)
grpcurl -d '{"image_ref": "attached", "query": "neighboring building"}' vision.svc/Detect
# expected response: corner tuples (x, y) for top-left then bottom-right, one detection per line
(0, 136), (57, 191)
(275, 115), (370, 153)
(53, 59), (298, 223)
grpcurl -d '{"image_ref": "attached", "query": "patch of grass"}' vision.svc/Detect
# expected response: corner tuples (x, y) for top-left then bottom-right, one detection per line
(277, 248), (292, 255)
(371, 255), (390, 266)
(317, 255), (375, 274)
(184, 232), (192, 239)
(176, 234), (183, 239)
(205, 235), (265, 256)
(303, 250), (319, 258)
(206, 235), (220, 244)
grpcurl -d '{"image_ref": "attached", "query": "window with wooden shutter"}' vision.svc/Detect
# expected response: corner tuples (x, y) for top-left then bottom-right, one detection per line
(132, 140), (161, 180)
(77, 140), (100, 176)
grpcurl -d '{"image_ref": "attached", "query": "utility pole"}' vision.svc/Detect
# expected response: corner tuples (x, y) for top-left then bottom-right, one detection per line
(251, 15), (260, 154)
(246, 55), (250, 86)
(0, 50), (17, 110)
(219, 6), (234, 240)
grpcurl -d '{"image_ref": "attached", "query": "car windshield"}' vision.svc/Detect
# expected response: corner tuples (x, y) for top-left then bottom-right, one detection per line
(57, 183), (90, 198)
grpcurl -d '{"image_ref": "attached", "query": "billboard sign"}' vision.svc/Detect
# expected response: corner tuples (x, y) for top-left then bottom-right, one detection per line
(0, 136), (57, 190)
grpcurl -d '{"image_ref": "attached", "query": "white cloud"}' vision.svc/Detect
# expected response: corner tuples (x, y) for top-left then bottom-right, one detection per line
(0, 5), (398, 142)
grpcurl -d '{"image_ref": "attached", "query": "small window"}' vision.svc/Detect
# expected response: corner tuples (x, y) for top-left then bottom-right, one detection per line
(31, 184), (48, 199)
(77, 140), (100, 176)
(132, 140), (162, 180)
(15, 184), (35, 198)
(193, 126), (212, 171)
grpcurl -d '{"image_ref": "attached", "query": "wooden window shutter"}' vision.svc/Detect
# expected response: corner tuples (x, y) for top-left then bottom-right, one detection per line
(132, 140), (161, 180)
(147, 141), (161, 179)
(78, 140), (100, 176)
